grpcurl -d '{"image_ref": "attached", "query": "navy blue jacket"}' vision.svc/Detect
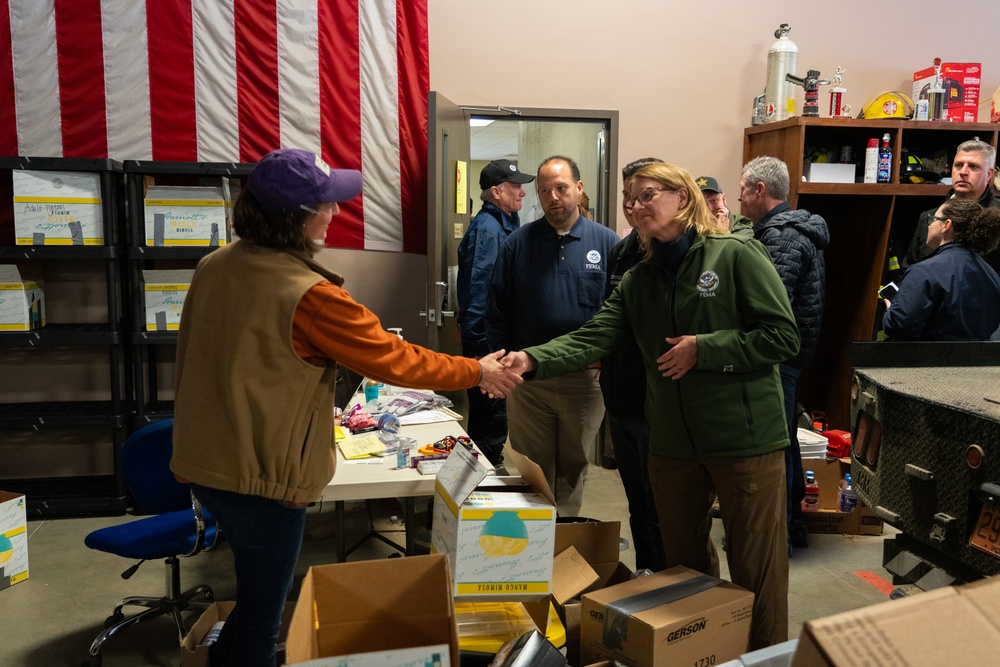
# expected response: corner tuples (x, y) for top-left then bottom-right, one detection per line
(883, 242), (1000, 341)
(599, 228), (646, 417)
(457, 202), (519, 356)
(754, 203), (829, 368)
(485, 214), (620, 352)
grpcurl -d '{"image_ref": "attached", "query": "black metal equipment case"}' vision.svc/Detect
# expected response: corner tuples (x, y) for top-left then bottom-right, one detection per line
(850, 342), (1000, 590)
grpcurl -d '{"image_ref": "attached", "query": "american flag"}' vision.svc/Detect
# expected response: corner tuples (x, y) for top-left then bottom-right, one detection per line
(0, 0), (429, 252)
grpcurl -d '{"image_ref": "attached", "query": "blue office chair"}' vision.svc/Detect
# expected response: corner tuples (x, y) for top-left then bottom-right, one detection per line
(82, 419), (219, 667)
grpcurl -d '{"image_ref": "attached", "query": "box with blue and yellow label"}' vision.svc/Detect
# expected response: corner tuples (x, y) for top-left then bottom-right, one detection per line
(431, 447), (556, 601)
(0, 491), (29, 591)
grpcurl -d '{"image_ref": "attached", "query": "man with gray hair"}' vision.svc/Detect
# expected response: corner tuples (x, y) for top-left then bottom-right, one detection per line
(904, 139), (999, 272)
(457, 159), (535, 465)
(739, 155), (829, 554)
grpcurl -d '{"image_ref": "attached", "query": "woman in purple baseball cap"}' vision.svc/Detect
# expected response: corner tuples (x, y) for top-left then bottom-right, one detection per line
(171, 148), (521, 667)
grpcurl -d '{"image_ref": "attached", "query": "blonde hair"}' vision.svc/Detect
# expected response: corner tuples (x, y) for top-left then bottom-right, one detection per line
(631, 163), (721, 259)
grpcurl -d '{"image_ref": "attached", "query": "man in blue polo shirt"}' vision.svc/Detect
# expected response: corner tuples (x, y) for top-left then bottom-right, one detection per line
(486, 155), (620, 516)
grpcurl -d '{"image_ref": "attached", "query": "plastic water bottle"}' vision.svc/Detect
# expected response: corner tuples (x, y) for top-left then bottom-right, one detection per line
(802, 471), (819, 511)
(201, 621), (225, 646)
(837, 473), (858, 512)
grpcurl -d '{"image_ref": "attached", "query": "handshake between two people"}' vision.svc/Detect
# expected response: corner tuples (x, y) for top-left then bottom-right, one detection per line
(476, 350), (537, 399)
(477, 335), (698, 399)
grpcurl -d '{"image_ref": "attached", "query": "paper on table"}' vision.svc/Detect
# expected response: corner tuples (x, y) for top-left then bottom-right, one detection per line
(337, 433), (386, 460)
(397, 407), (463, 426)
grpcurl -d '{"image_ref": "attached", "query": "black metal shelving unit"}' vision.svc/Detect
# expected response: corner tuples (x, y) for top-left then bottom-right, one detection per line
(122, 160), (253, 428)
(0, 156), (128, 517)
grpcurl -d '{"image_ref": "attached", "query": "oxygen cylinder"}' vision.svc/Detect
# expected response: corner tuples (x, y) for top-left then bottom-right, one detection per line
(763, 24), (798, 123)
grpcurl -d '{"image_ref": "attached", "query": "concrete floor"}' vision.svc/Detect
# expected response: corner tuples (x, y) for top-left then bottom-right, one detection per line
(2, 463), (898, 667)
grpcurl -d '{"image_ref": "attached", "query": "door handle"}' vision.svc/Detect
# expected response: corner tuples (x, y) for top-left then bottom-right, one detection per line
(436, 281), (455, 323)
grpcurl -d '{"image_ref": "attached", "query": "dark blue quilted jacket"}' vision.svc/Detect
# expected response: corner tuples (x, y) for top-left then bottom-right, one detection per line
(754, 207), (829, 368)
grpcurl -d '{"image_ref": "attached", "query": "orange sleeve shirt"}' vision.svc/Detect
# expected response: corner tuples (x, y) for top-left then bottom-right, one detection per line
(291, 281), (481, 390)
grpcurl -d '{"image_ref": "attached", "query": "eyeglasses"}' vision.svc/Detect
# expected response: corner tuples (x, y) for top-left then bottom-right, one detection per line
(627, 187), (671, 211)
(300, 204), (320, 216)
(932, 215), (949, 222)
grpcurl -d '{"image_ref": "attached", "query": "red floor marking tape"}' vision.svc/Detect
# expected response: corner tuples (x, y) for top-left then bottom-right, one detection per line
(854, 570), (895, 596)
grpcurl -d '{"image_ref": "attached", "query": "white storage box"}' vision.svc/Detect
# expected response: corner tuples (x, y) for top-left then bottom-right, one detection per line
(144, 186), (228, 247)
(0, 491), (29, 591)
(803, 163), (855, 184)
(431, 447), (556, 601)
(143, 269), (194, 331)
(12, 170), (104, 245)
(0, 265), (44, 332)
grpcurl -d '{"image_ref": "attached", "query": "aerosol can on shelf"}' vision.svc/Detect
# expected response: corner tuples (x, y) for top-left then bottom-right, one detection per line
(763, 23), (798, 123)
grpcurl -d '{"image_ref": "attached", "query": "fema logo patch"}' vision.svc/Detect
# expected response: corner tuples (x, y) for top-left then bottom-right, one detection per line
(587, 250), (602, 264)
(697, 270), (719, 296)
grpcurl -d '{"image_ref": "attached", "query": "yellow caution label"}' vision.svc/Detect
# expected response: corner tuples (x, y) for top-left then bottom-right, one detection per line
(145, 199), (224, 207)
(457, 581), (549, 595)
(14, 196), (101, 204)
(461, 509), (553, 521)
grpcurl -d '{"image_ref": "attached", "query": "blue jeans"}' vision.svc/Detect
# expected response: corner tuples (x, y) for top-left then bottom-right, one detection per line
(191, 484), (307, 667)
(608, 414), (665, 572)
(779, 364), (804, 524)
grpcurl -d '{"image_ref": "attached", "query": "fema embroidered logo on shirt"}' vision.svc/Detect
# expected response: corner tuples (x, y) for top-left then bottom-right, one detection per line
(697, 270), (719, 297)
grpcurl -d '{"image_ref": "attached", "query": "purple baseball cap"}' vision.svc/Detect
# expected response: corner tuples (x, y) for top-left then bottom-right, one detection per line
(247, 148), (363, 214)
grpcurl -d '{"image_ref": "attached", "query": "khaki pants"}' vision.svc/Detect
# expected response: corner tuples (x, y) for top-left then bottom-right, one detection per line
(506, 370), (605, 517)
(648, 450), (788, 650)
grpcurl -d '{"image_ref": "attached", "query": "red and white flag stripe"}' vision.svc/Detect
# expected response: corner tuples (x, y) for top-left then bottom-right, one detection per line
(0, 0), (428, 253)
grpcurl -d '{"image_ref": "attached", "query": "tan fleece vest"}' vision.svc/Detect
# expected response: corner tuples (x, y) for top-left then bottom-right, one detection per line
(171, 242), (344, 504)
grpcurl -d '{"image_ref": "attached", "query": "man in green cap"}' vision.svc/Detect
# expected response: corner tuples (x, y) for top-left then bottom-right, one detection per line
(697, 176), (753, 238)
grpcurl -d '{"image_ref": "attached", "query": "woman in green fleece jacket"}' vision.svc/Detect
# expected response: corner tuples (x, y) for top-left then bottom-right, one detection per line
(503, 162), (799, 650)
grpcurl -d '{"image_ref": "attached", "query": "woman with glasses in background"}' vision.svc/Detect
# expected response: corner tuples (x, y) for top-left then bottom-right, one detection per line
(883, 199), (1000, 341)
(503, 162), (799, 650)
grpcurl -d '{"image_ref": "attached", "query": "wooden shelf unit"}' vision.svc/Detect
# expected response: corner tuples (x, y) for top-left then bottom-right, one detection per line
(743, 117), (999, 428)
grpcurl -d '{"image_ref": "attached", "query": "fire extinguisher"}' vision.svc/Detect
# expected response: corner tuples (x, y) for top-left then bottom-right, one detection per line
(763, 23), (798, 123)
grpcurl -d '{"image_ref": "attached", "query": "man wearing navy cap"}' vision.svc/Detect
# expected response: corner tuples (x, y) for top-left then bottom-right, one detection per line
(457, 159), (534, 465)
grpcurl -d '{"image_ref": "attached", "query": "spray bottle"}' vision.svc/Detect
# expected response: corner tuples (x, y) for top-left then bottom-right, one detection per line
(763, 24), (798, 123)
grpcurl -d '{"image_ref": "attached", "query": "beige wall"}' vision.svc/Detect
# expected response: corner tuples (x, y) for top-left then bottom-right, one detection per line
(199, 3), (1000, 348)
(429, 0), (999, 234)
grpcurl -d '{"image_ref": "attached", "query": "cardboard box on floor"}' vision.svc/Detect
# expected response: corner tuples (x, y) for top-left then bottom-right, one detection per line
(551, 520), (633, 667)
(791, 576), (1000, 666)
(581, 565), (754, 667)
(0, 491), (28, 591)
(284, 554), (458, 666)
(800, 457), (882, 536)
(431, 446), (557, 601)
(180, 602), (294, 667)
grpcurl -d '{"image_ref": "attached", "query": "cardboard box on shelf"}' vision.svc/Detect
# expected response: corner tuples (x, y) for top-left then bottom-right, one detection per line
(284, 554), (457, 666)
(12, 170), (104, 245)
(431, 446), (556, 601)
(0, 491), (29, 591)
(143, 269), (194, 331)
(580, 566), (754, 667)
(912, 62), (982, 123)
(0, 266), (44, 332)
(143, 185), (228, 247)
(791, 576), (1000, 666)
(800, 457), (882, 536)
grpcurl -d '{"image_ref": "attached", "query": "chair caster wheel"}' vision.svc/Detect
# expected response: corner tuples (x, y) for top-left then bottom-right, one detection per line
(81, 654), (102, 667)
(104, 612), (124, 628)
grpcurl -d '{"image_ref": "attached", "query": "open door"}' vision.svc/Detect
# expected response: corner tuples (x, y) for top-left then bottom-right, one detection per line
(425, 91), (470, 356)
